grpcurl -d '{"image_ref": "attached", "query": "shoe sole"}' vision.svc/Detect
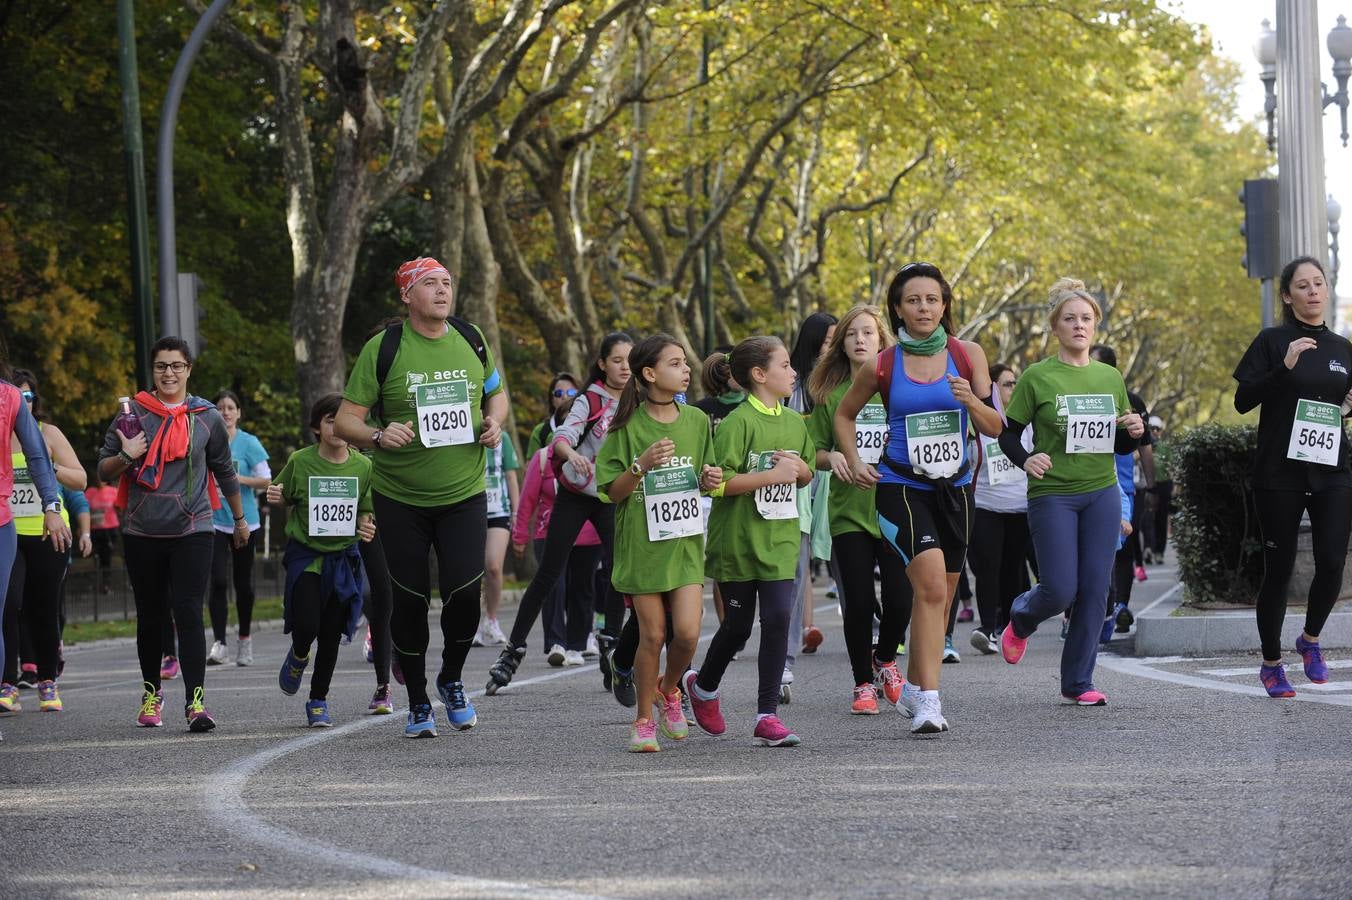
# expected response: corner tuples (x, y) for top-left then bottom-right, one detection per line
(628, 743), (660, 752)
(448, 715), (477, 731)
(943, 654), (961, 664)
(755, 735), (801, 747)
(547, 653), (565, 667)
(188, 717), (216, 733)
(369, 707), (394, 715)
(850, 706), (880, 715)
(39, 705), (62, 712)
(404, 728), (438, 738)
(308, 721), (333, 728)
(1060, 696), (1108, 706)
(137, 720), (162, 727)
(910, 719), (947, 734)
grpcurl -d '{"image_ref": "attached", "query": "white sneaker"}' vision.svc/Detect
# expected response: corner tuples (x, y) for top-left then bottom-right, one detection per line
(547, 644), (566, 667)
(235, 636), (253, 667)
(897, 681), (922, 718)
(472, 624), (487, 647)
(910, 690), (949, 734)
(781, 668), (794, 685)
(583, 633), (600, 660)
(207, 641), (228, 666)
(563, 649), (585, 667)
(485, 619), (508, 646)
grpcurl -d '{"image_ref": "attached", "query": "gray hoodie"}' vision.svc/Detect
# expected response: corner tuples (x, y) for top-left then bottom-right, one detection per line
(552, 382), (617, 498)
(97, 395), (240, 538)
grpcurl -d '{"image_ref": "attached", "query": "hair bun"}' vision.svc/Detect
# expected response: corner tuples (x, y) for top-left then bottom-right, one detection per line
(1048, 277), (1086, 297)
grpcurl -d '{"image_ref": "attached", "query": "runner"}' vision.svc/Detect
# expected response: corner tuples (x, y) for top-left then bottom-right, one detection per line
(693, 349), (745, 631)
(207, 390), (270, 667)
(833, 262), (1001, 734)
(477, 435), (520, 653)
(595, 334), (720, 751)
(1233, 255), (1352, 697)
(996, 278), (1143, 706)
(267, 393), (377, 727)
(1141, 415), (1173, 566)
(683, 335), (813, 747)
(805, 305), (909, 714)
(85, 473), (119, 594)
(525, 374), (581, 462)
(97, 336), (248, 732)
(1, 371), (80, 717)
(966, 363), (1034, 654)
(336, 257), (507, 737)
(484, 333), (632, 696)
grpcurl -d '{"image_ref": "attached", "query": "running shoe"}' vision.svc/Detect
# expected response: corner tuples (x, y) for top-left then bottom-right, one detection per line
(436, 678), (478, 731)
(781, 667), (795, 686)
(1099, 615), (1116, 644)
(583, 632), (600, 660)
(897, 680), (923, 719)
(36, 680), (62, 712)
(825, 582), (839, 600)
(628, 717), (659, 752)
(753, 715), (801, 747)
(1060, 689), (1108, 706)
(957, 606), (974, 623)
(1115, 604), (1134, 633)
(364, 626), (375, 662)
(801, 625), (823, 654)
(910, 691), (949, 734)
(942, 636), (961, 663)
(872, 658), (904, 706)
(404, 702), (438, 738)
(368, 684), (394, 715)
(681, 670), (725, 735)
(278, 647), (309, 695)
(17, 665), (37, 689)
(1295, 635), (1330, 684)
(563, 649), (585, 667)
(1001, 622), (1028, 664)
(609, 650), (636, 707)
(0, 683), (20, 715)
(897, 642), (906, 656)
(851, 683), (880, 715)
(484, 618), (508, 646)
(306, 699), (333, 727)
(598, 637), (613, 692)
(159, 655), (179, 681)
(654, 689), (688, 740)
(969, 629), (996, 655)
(1134, 565), (1147, 583)
(471, 623), (487, 648)
(1260, 663), (1296, 698)
(236, 636), (253, 667)
(207, 640), (228, 666)
(136, 684), (164, 727)
(185, 687), (216, 733)
(547, 644), (566, 667)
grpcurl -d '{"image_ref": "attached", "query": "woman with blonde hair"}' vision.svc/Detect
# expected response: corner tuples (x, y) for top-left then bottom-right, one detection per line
(997, 278), (1144, 706)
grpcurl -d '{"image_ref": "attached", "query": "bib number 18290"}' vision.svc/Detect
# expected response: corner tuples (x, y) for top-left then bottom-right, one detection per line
(415, 381), (474, 448)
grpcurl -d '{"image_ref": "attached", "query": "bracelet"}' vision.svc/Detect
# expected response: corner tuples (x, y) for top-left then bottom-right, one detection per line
(117, 450), (133, 466)
(234, 514), (246, 522)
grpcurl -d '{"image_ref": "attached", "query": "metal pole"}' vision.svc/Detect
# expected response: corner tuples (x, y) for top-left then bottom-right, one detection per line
(1276, 0), (1333, 326)
(117, 0), (156, 390)
(156, 0), (232, 340)
(1262, 277), (1275, 329)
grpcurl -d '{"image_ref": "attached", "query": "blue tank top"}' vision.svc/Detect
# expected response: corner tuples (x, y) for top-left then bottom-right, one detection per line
(879, 347), (971, 490)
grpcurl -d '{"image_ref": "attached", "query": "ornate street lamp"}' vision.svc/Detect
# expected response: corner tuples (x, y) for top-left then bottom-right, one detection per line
(1254, 15), (1352, 151)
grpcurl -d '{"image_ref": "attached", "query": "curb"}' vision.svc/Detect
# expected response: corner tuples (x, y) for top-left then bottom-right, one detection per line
(1135, 584), (1352, 656)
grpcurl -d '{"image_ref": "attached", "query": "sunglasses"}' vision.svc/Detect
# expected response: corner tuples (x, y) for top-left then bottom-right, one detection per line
(553, 387), (578, 398)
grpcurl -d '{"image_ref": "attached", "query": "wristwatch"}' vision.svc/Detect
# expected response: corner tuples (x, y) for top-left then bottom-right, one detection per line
(43, 501), (61, 514)
(629, 460), (644, 477)
(371, 429), (384, 448)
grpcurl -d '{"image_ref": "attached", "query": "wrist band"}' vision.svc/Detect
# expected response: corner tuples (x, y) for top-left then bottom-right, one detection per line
(117, 450), (133, 465)
(234, 514), (246, 522)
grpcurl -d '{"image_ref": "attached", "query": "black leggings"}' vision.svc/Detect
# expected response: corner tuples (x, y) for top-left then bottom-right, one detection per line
(289, 570), (354, 701)
(1253, 487), (1352, 661)
(833, 530), (909, 686)
(359, 535), (393, 685)
(209, 529), (258, 641)
(697, 579), (793, 716)
(967, 508), (1032, 636)
(538, 540), (599, 653)
(508, 490), (621, 649)
(124, 532), (213, 700)
(374, 491), (486, 705)
(3, 534), (68, 682)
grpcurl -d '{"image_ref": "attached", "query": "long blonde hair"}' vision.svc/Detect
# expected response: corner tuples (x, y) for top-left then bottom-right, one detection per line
(808, 304), (895, 406)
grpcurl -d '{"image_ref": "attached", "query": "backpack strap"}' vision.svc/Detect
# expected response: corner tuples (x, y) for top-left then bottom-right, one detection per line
(369, 322), (404, 425)
(875, 347), (896, 413)
(447, 315), (490, 368)
(946, 335), (973, 383)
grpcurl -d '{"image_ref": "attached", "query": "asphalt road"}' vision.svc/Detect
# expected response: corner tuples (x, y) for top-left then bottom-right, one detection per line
(3, 565), (1350, 899)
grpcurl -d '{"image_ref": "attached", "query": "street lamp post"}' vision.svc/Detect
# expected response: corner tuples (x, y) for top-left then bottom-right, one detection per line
(1329, 193), (1342, 294)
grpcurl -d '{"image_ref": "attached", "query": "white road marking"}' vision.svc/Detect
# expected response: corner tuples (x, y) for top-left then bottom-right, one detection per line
(1199, 659), (1352, 677)
(1097, 655), (1352, 707)
(1132, 582), (1181, 618)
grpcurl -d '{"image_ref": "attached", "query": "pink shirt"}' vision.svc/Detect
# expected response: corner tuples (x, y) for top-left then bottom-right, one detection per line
(512, 447), (601, 546)
(85, 485), (121, 530)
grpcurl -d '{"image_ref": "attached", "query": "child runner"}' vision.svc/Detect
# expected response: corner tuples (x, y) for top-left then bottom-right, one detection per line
(478, 435), (521, 652)
(997, 278), (1143, 705)
(683, 335), (814, 747)
(806, 305), (910, 715)
(267, 394), (377, 728)
(596, 334), (721, 752)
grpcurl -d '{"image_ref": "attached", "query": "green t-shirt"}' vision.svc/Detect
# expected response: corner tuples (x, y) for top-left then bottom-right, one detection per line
(706, 397), (815, 583)
(273, 444), (374, 554)
(342, 321), (503, 507)
(525, 420), (550, 461)
(807, 382), (882, 539)
(596, 404), (715, 594)
(1004, 357), (1131, 499)
(485, 436), (520, 518)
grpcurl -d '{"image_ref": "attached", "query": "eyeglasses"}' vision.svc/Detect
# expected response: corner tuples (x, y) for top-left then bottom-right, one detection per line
(153, 362), (189, 374)
(20, 390), (34, 402)
(553, 387), (578, 398)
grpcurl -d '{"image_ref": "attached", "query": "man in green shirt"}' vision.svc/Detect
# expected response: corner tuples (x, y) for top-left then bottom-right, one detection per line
(337, 257), (508, 739)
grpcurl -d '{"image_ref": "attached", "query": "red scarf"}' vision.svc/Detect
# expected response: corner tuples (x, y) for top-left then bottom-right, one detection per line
(115, 391), (220, 511)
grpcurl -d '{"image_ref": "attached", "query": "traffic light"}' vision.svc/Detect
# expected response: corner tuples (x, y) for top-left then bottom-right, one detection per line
(176, 272), (206, 357)
(1239, 178), (1279, 279)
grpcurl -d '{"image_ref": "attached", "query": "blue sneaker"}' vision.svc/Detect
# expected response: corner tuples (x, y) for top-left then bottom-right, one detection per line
(1099, 614), (1116, 644)
(305, 699), (332, 728)
(1295, 635), (1330, 683)
(436, 678), (478, 731)
(278, 648), (309, 695)
(404, 702), (438, 738)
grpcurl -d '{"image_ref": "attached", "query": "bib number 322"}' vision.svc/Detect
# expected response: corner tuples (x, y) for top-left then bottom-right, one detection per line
(1287, 399), (1342, 465)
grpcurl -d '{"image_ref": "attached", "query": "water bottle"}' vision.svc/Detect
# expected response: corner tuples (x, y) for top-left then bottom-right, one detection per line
(114, 396), (143, 439)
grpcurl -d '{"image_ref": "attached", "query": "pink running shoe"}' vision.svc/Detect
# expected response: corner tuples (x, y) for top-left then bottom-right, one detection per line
(872, 658), (905, 706)
(160, 655), (180, 681)
(1000, 623), (1028, 665)
(1134, 565), (1147, 583)
(753, 714), (801, 747)
(628, 718), (659, 752)
(137, 685), (164, 727)
(680, 670), (725, 735)
(655, 689), (688, 740)
(1060, 689), (1108, 706)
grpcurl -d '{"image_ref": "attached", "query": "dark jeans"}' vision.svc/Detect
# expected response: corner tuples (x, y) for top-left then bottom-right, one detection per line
(209, 529), (258, 641)
(3, 534), (68, 682)
(697, 579), (794, 716)
(833, 531), (908, 686)
(124, 532), (213, 701)
(968, 508), (1032, 637)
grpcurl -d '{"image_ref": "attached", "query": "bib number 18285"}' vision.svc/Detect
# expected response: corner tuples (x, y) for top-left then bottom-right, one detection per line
(308, 476), (358, 538)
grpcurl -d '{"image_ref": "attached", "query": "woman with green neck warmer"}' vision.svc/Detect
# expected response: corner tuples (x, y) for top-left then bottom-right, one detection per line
(695, 348), (747, 628)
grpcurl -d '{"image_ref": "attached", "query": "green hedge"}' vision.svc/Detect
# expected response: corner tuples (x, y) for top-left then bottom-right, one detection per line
(1171, 423), (1262, 606)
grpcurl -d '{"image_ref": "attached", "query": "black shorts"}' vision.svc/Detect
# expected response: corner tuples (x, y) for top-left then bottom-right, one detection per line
(875, 482), (972, 573)
(487, 516), (511, 531)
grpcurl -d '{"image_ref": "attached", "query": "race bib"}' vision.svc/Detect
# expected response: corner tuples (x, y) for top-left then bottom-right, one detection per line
(10, 467), (41, 518)
(855, 402), (887, 465)
(1287, 399), (1342, 465)
(308, 476), (358, 538)
(751, 450), (798, 520)
(1064, 394), (1116, 454)
(643, 465), (703, 541)
(982, 436), (1023, 487)
(905, 411), (964, 478)
(486, 482), (507, 518)
(415, 381), (474, 448)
